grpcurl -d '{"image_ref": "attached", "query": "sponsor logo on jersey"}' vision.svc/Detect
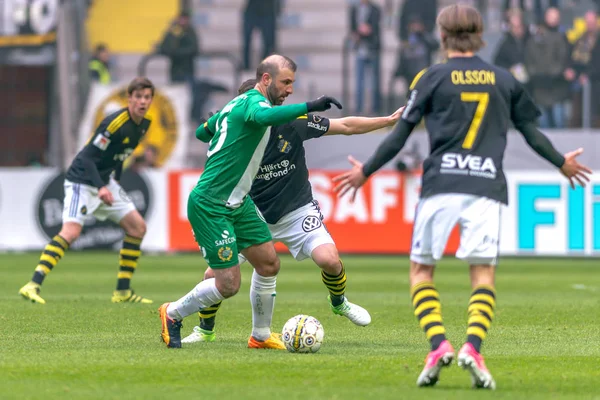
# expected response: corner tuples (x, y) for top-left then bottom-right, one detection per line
(113, 148), (134, 162)
(312, 115), (322, 123)
(36, 170), (151, 250)
(256, 160), (296, 181)
(93, 134), (111, 150)
(215, 230), (236, 246)
(218, 246), (233, 261)
(307, 121), (327, 132)
(302, 215), (322, 232)
(440, 152), (497, 179)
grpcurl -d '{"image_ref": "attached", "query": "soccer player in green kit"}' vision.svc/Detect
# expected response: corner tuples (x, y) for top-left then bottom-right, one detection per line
(159, 55), (342, 348)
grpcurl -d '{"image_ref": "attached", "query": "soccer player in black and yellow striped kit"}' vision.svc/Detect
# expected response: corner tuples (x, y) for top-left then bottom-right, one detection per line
(19, 77), (156, 304)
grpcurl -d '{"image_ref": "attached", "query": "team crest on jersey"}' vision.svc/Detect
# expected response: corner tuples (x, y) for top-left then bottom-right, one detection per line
(80, 205), (87, 215)
(302, 215), (322, 232)
(312, 115), (322, 123)
(218, 246), (233, 262)
(278, 136), (292, 153)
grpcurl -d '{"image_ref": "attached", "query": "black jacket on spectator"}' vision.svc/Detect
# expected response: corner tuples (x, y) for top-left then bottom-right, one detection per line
(159, 23), (200, 83)
(244, 0), (279, 16)
(398, 0), (437, 41)
(350, 2), (381, 52)
(395, 32), (439, 83)
(569, 33), (599, 78)
(493, 31), (528, 71)
(524, 25), (570, 107)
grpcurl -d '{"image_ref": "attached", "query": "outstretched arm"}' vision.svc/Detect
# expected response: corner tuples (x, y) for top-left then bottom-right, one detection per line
(361, 119), (416, 177)
(326, 106), (403, 136)
(332, 119), (416, 201)
(251, 103), (308, 126)
(516, 122), (564, 168)
(517, 122), (591, 188)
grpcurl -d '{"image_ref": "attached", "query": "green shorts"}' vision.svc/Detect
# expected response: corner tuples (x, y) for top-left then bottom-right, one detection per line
(188, 191), (272, 269)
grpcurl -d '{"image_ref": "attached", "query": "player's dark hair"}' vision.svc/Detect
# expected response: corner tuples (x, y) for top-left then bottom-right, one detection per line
(95, 43), (108, 55)
(255, 55), (297, 81)
(437, 4), (485, 53)
(127, 77), (155, 97)
(238, 78), (258, 95)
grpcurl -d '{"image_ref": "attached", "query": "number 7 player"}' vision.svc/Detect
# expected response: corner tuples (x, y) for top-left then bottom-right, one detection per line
(333, 4), (591, 390)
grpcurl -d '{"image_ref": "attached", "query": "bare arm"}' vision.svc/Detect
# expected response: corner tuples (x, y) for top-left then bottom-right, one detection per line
(325, 106), (404, 136)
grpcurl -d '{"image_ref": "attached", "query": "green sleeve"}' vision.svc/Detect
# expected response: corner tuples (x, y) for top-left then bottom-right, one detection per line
(245, 100), (308, 126)
(195, 122), (213, 143)
(195, 114), (219, 143)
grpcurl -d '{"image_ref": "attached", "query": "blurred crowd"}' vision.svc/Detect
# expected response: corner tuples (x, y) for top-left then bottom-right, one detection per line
(494, 6), (600, 128)
(347, 0), (600, 128)
(85, 0), (600, 130)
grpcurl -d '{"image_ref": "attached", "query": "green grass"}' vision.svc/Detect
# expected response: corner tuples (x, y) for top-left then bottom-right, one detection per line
(1, 252), (599, 399)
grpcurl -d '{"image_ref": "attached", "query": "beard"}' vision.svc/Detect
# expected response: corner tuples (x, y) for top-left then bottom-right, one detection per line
(267, 82), (285, 105)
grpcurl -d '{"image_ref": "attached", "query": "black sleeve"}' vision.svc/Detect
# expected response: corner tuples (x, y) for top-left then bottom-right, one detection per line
(517, 123), (565, 168)
(510, 79), (541, 126)
(362, 120), (416, 177)
(80, 119), (115, 188)
(402, 69), (434, 124)
(293, 114), (330, 141)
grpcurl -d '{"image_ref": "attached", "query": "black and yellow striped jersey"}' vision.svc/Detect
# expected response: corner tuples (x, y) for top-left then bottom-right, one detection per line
(66, 108), (151, 188)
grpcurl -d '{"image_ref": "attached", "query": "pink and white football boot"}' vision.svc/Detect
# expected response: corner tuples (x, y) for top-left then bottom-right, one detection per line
(458, 343), (496, 390)
(416, 340), (455, 387)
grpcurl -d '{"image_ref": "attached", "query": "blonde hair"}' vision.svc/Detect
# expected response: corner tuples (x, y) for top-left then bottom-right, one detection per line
(437, 4), (485, 53)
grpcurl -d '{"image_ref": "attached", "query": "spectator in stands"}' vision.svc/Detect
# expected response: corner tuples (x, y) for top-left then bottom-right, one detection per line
(493, 9), (529, 84)
(350, 0), (382, 115)
(565, 10), (600, 127)
(525, 7), (570, 128)
(394, 15), (439, 88)
(89, 43), (112, 84)
(158, 11), (199, 84)
(398, 0), (437, 42)
(503, 0), (560, 25)
(242, 0), (280, 70)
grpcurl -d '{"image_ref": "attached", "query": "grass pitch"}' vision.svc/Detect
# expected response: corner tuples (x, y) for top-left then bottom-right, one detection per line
(1, 252), (599, 399)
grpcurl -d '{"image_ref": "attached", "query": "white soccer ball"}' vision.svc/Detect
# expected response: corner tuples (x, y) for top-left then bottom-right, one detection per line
(281, 314), (324, 353)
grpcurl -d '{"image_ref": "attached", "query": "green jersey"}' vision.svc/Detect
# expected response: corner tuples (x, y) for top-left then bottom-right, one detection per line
(193, 89), (307, 207)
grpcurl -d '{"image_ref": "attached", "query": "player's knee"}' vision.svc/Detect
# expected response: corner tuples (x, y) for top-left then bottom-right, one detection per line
(216, 276), (240, 298)
(59, 223), (82, 244)
(128, 219), (146, 238)
(312, 245), (342, 275)
(255, 256), (280, 277)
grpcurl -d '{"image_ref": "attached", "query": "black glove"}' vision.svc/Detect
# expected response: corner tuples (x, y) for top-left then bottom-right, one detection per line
(306, 96), (343, 113)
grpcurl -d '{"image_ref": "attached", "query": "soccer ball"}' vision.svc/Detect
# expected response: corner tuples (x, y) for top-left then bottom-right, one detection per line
(281, 314), (324, 353)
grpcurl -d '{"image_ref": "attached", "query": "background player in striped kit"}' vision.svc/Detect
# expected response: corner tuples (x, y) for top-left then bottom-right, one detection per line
(19, 77), (156, 305)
